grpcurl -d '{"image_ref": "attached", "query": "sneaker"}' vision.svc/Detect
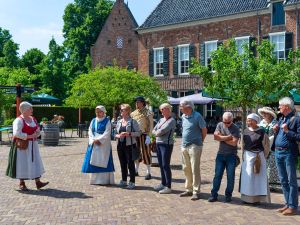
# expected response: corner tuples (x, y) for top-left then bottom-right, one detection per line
(117, 180), (127, 188)
(145, 174), (152, 180)
(224, 196), (232, 203)
(208, 196), (218, 202)
(179, 191), (193, 197)
(126, 182), (135, 189)
(159, 187), (172, 194)
(191, 193), (199, 201)
(153, 184), (165, 192)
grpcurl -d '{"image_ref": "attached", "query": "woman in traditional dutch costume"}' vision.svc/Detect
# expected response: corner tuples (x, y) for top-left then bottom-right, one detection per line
(115, 104), (141, 189)
(6, 101), (49, 191)
(81, 105), (115, 185)
(258, 107), (280, 191)
(240, 113), (270, 204)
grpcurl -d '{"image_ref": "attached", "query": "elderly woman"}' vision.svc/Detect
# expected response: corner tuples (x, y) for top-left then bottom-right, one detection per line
(81, 105), (115, 185)
(6, 101), (49, 191)
(240, 113), (270, 204)
(115, 104), (141, 189)
(152, 103), (176, 194)
(258, 107), (279, 191)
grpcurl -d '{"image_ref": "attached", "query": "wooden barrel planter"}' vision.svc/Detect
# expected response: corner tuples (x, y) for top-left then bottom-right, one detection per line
(41, 124), (59, 146)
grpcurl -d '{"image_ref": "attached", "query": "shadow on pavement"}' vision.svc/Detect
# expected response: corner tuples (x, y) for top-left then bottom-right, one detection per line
(17, 188), (93, 199)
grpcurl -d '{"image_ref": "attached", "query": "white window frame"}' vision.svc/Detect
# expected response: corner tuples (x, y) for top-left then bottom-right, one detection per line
(178, 44), (190, 75)
(205, 103), (216, 117)
(269, 32), (285, 61)
(235, 36), (250, 55)
(205, 40), (218, 71)
(153, 47), (164, 77)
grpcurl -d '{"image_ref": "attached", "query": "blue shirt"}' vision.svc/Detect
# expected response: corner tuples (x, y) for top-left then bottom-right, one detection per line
(181, 111), (206, 147)
(275, 112), (293, 148)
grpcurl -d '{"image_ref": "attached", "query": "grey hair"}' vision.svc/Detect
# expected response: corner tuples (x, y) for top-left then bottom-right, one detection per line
(279, 97), (294, 110)
(159, 103), (172, 111)
(19, 101), (32, 114)
(223, 112), (233, 120)
(179, 100), (194, 109)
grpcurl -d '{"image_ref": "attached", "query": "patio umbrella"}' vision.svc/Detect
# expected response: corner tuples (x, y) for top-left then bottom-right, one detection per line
(167, 93), (218, 105)
(31, 93), (61, 105)
(289, 89), (300, 105)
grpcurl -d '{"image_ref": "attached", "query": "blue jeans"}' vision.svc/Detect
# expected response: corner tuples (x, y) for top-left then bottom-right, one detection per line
(156, 143), (173, 188)
(275, 149), (299, 209)
(211, 154), (236, 198)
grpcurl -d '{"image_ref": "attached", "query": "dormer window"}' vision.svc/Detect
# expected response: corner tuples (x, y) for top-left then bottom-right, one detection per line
(272, 1), (285, 26)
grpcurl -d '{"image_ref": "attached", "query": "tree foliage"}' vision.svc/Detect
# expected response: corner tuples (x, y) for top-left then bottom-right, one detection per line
(66, 66), (167, 108)
(63, 0), (113, 79)
(191, 39), (298, 126)
(21, 48), (45, 74)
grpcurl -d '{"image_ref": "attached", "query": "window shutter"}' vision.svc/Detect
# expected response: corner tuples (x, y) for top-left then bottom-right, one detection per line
(189, 44), (195, 67)
(149, 49), (154, 76)
(262, 35), (269, 40)
(285, 32), (293, 59)
(200, 43), (205, 66)
(249, 37), (257, 57)
(173, 47), (178, 76)
(163, 48), (169, 76)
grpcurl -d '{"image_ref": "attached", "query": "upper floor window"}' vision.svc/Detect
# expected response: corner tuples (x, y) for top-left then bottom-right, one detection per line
(116, 36), (123, 48)
(154, 48), (164, 76)
(272, 2), (285, 26)
(205, 40), (218, 71)
(178, 45), (189, 75)
(235, 36), (250, 55)
(270, 32), (285, 61)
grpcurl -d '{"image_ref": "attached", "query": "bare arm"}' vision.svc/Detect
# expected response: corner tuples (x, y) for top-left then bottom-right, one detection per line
(224, 136), (239, 146)
(202, 127), (207, 142)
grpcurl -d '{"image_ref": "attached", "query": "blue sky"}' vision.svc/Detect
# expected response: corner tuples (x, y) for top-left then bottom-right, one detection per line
(0, 0), (161, 56)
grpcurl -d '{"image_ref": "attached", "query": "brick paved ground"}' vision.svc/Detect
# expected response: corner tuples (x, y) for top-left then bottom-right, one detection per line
(0, 131), (299, 225)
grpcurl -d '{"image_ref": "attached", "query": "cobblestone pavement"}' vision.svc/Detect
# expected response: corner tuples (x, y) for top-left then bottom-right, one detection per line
(0, 132), (299, 225)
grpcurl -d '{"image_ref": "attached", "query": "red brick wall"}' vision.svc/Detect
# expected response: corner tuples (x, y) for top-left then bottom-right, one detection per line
(91, 1), (138, 69)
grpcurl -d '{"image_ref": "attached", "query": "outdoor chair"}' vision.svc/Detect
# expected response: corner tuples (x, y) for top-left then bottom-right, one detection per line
(59, 122), (66, 138)
(70, 123), (78, 137)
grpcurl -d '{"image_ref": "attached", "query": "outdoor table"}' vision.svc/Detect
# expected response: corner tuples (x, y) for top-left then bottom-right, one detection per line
(0, 126), (13, 144)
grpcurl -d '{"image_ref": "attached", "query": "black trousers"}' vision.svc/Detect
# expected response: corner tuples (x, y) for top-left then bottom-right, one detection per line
(117, 142), (135, 183)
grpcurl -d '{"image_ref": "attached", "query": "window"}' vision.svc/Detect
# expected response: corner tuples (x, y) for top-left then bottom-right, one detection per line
(205, 41), (218, 71)
(272, 2), (285, 26)
(270, 32), (285, 61)
(235, 36), (250, 55)
(154, 48), (163, 76)
(178, 45), (189, 75)
(116, 36), (123, 48)
(206, 103), (216, 117)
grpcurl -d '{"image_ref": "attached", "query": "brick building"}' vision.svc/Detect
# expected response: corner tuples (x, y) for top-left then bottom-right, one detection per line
(91, 0), (138, 69)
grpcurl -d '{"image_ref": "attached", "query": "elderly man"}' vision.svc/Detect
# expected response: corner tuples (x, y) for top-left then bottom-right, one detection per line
(131, 96), (153, 180)
(179, 100), (207, 200)
(208, 112), (240, 203)
(273, 97), (300, 216)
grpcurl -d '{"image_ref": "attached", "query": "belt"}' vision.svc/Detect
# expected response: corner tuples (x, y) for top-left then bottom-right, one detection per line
(275, 147), (288, 150)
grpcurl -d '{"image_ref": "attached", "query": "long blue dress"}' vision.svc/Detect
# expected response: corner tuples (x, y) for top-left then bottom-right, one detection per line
(81, 117), (115, 174)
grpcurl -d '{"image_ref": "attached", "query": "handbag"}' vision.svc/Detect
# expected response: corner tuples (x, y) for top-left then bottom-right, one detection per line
(14, 138), (29, 150)
(253, 152), (261, 174)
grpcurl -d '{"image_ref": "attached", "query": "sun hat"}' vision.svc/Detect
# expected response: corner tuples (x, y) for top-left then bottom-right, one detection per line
(258, 107), (276, 119)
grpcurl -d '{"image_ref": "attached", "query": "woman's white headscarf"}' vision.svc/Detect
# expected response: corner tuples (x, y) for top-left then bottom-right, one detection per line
(247, 113), (261, 124)
(96, 105), (107, 114)
(19, 101), (32, 114)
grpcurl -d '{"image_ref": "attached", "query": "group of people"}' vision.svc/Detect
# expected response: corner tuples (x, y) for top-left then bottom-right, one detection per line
(5, 96), (300, 216)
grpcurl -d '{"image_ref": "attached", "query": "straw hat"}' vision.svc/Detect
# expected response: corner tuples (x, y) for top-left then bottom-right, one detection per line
(258, 107), (276, 119)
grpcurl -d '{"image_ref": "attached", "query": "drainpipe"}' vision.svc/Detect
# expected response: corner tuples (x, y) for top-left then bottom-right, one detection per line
(257, 11), (261, 44)
(296, 4), (299, 49)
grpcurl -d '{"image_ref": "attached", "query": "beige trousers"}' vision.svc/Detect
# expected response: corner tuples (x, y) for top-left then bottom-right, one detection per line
(181, 144), (203, 194)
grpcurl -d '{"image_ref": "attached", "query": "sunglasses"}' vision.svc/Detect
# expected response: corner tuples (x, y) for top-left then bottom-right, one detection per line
(223, 121), (232, 124)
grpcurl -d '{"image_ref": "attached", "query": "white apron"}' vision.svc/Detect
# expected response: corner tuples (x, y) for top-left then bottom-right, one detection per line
(240, 151), (268, 196)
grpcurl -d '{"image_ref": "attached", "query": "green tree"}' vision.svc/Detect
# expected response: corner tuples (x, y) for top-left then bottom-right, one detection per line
(39, 38), (66, 99)
(62, 0), (113, 79)
(191, 39), (297, 128)
(21, 48), (45, 74)
(0, 67), (32, 86)
(0, 27), (12, 57)
(65, 66), (167, 109)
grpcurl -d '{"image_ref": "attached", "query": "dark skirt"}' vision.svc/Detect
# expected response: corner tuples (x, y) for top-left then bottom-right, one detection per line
(81, 144), (115, 173)
(6, 142), (17, 178)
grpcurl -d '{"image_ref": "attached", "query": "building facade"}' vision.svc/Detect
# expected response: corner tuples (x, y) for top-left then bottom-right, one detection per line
(91, 0), (139, 70)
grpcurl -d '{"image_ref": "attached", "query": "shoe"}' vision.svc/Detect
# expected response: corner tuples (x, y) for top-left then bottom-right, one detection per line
(36, 181), (49, 190)
(276, 206), (288, 213)
(191, 194), (199, 201)
(153, 184), (165, 192)
(126, 182), (135, 189)
(208, 196), (218, 202)
(224, 196), (232, 203)
(159, 187), (172, 194)
(282, 208), (297, 216)
(135, 172), (139, 177)
(179, 191), (193, 197)
(19, 182), (28, 191)
(117, 180), (127, 188)
(145, 174), (152, 180)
